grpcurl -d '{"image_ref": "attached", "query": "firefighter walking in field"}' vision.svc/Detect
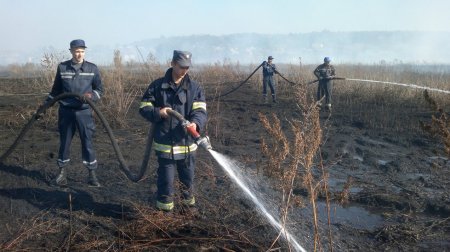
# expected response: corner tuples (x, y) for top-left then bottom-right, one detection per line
(44, 39), (103, 187)
(139, 50), (207, 211)
(262, 56), (278, 103)
(314, 57), (336, 110)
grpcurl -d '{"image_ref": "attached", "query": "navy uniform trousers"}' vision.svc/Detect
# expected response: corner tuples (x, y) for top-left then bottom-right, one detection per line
(317, 79), (333, 105)
(157, 155), (195, 203)
(263, 75), (276, 99)
(57, 106), (97, 170)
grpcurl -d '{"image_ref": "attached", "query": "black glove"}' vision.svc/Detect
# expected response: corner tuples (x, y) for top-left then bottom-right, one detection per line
(35, 105), (46, 120)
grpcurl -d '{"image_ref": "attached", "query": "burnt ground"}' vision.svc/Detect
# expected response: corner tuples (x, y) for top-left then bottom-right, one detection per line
(0, 76), (449, 251)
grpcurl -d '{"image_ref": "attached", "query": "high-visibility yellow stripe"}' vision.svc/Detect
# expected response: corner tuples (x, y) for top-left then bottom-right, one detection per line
(140, 101), (153, 108)
(153, 141), (197, 154)
(182, 197), (195, 206)
(192, 101), (206, 110)
(156, 201), (174, 211)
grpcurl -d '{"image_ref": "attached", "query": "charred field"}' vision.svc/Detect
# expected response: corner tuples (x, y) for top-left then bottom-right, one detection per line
(0, 63), (449, 251)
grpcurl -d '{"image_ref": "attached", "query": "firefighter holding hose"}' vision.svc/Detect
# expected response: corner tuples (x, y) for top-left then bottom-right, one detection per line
(314, 57), (336, 111)
(44, 39), (103, 187)
(262, 56), (278, 103)
(139, 50), (207, 212)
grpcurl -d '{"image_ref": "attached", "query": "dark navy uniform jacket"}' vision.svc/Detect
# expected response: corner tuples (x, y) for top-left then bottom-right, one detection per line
(139, 68), (207, 160)
(314, 63), (336, 79)
(262, 62), (277, 77)
(47, 60), (103, 109)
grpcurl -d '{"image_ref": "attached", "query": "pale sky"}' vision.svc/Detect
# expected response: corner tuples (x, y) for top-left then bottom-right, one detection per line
(1, 0), (449, 52)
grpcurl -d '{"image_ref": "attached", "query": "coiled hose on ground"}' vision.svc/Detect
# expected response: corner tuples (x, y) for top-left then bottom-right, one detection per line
(0, 93), (154, 182)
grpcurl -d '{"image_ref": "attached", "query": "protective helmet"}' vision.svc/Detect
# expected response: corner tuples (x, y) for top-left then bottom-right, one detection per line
(324, 57), (331, 63)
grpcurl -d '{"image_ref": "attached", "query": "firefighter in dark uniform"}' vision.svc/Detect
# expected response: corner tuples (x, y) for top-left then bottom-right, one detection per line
(262, 56), (278, 103)
(314, 57), (336, 110)
(139, 50), (207, 211)
(44, 39), (103, 187)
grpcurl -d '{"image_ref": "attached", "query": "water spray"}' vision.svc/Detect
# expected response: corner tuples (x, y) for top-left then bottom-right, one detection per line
(209, 151), (307, 252)
(344, 78), (450, 94)
(166, 109), (307, 251)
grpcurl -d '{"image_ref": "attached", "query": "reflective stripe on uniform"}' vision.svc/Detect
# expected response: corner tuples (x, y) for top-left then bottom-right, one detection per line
(153, 141), (197, 154)
(79, 73), (95, 76)
(140, 101), (154, 108)
(156, 201), (174, 211)
(192, 101), (206, 111)
(83, 160), (97, 165)
(93, 90), (101, 99)
(61, 72), (75, 79)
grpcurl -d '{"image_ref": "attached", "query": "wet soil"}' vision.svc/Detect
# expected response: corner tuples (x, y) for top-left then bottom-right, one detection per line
(0, 76), (449, 251)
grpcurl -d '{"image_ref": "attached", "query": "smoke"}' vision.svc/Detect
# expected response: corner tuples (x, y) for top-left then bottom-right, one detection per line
(2, 31), (450, 65)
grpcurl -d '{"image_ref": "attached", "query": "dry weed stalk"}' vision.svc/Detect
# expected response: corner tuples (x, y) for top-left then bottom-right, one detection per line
(421, 90), (450, 157)
(259, 83), (325, 251)
(101, 50), (139, 128)
(337, 176), (353, 205)
(259, 113), (289, 178)
(40, 51), (68, 89)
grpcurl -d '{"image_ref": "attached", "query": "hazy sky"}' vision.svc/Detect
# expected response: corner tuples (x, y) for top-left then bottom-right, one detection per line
(1, 0), (449, 52)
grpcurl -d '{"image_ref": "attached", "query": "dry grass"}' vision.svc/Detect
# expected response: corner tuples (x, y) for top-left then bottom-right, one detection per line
(258, 81), (327, 251)
(421, 90), (450, 157)
(0, 211), (62, 250)
(1, 58), (450, 251)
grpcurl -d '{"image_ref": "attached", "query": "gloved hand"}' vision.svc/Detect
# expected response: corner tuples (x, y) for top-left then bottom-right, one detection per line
(36, 98), (51, 119)
(35, 112), (43, 120)
(35, 104), (46, 120)
(263, 61), (267, 64)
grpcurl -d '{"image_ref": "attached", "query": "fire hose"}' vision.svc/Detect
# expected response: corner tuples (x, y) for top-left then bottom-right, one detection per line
(209, 61), (308, 100)
(207, 61), (449, 101)
(0, 93), (212, 182)
(208, 62), (264, 100)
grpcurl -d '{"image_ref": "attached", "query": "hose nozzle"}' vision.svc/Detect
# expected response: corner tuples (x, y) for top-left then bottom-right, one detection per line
(196, 136), (212, 150)
(184, 121), (212, 150)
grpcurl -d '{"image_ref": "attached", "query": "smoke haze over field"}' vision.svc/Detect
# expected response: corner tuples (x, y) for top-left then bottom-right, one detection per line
(1, 0), (450, 65)
(1, 31), (450, 65)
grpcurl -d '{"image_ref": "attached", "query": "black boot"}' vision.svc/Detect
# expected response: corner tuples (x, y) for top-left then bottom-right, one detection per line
(53, 167), (67, 186)
(88, 170), (101, 187)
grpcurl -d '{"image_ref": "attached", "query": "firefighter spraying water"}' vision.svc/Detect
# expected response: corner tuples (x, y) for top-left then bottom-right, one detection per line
(2, 56), (450, 251)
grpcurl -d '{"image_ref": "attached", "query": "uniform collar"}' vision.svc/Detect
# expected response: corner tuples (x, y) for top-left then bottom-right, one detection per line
(69, 59), (86, 71)
(162, 68), (189, 91)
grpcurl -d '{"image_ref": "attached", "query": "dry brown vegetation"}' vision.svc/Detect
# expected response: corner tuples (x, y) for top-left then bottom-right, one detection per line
(0, 59), (449, 251)
(421, 90), (450, 157)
